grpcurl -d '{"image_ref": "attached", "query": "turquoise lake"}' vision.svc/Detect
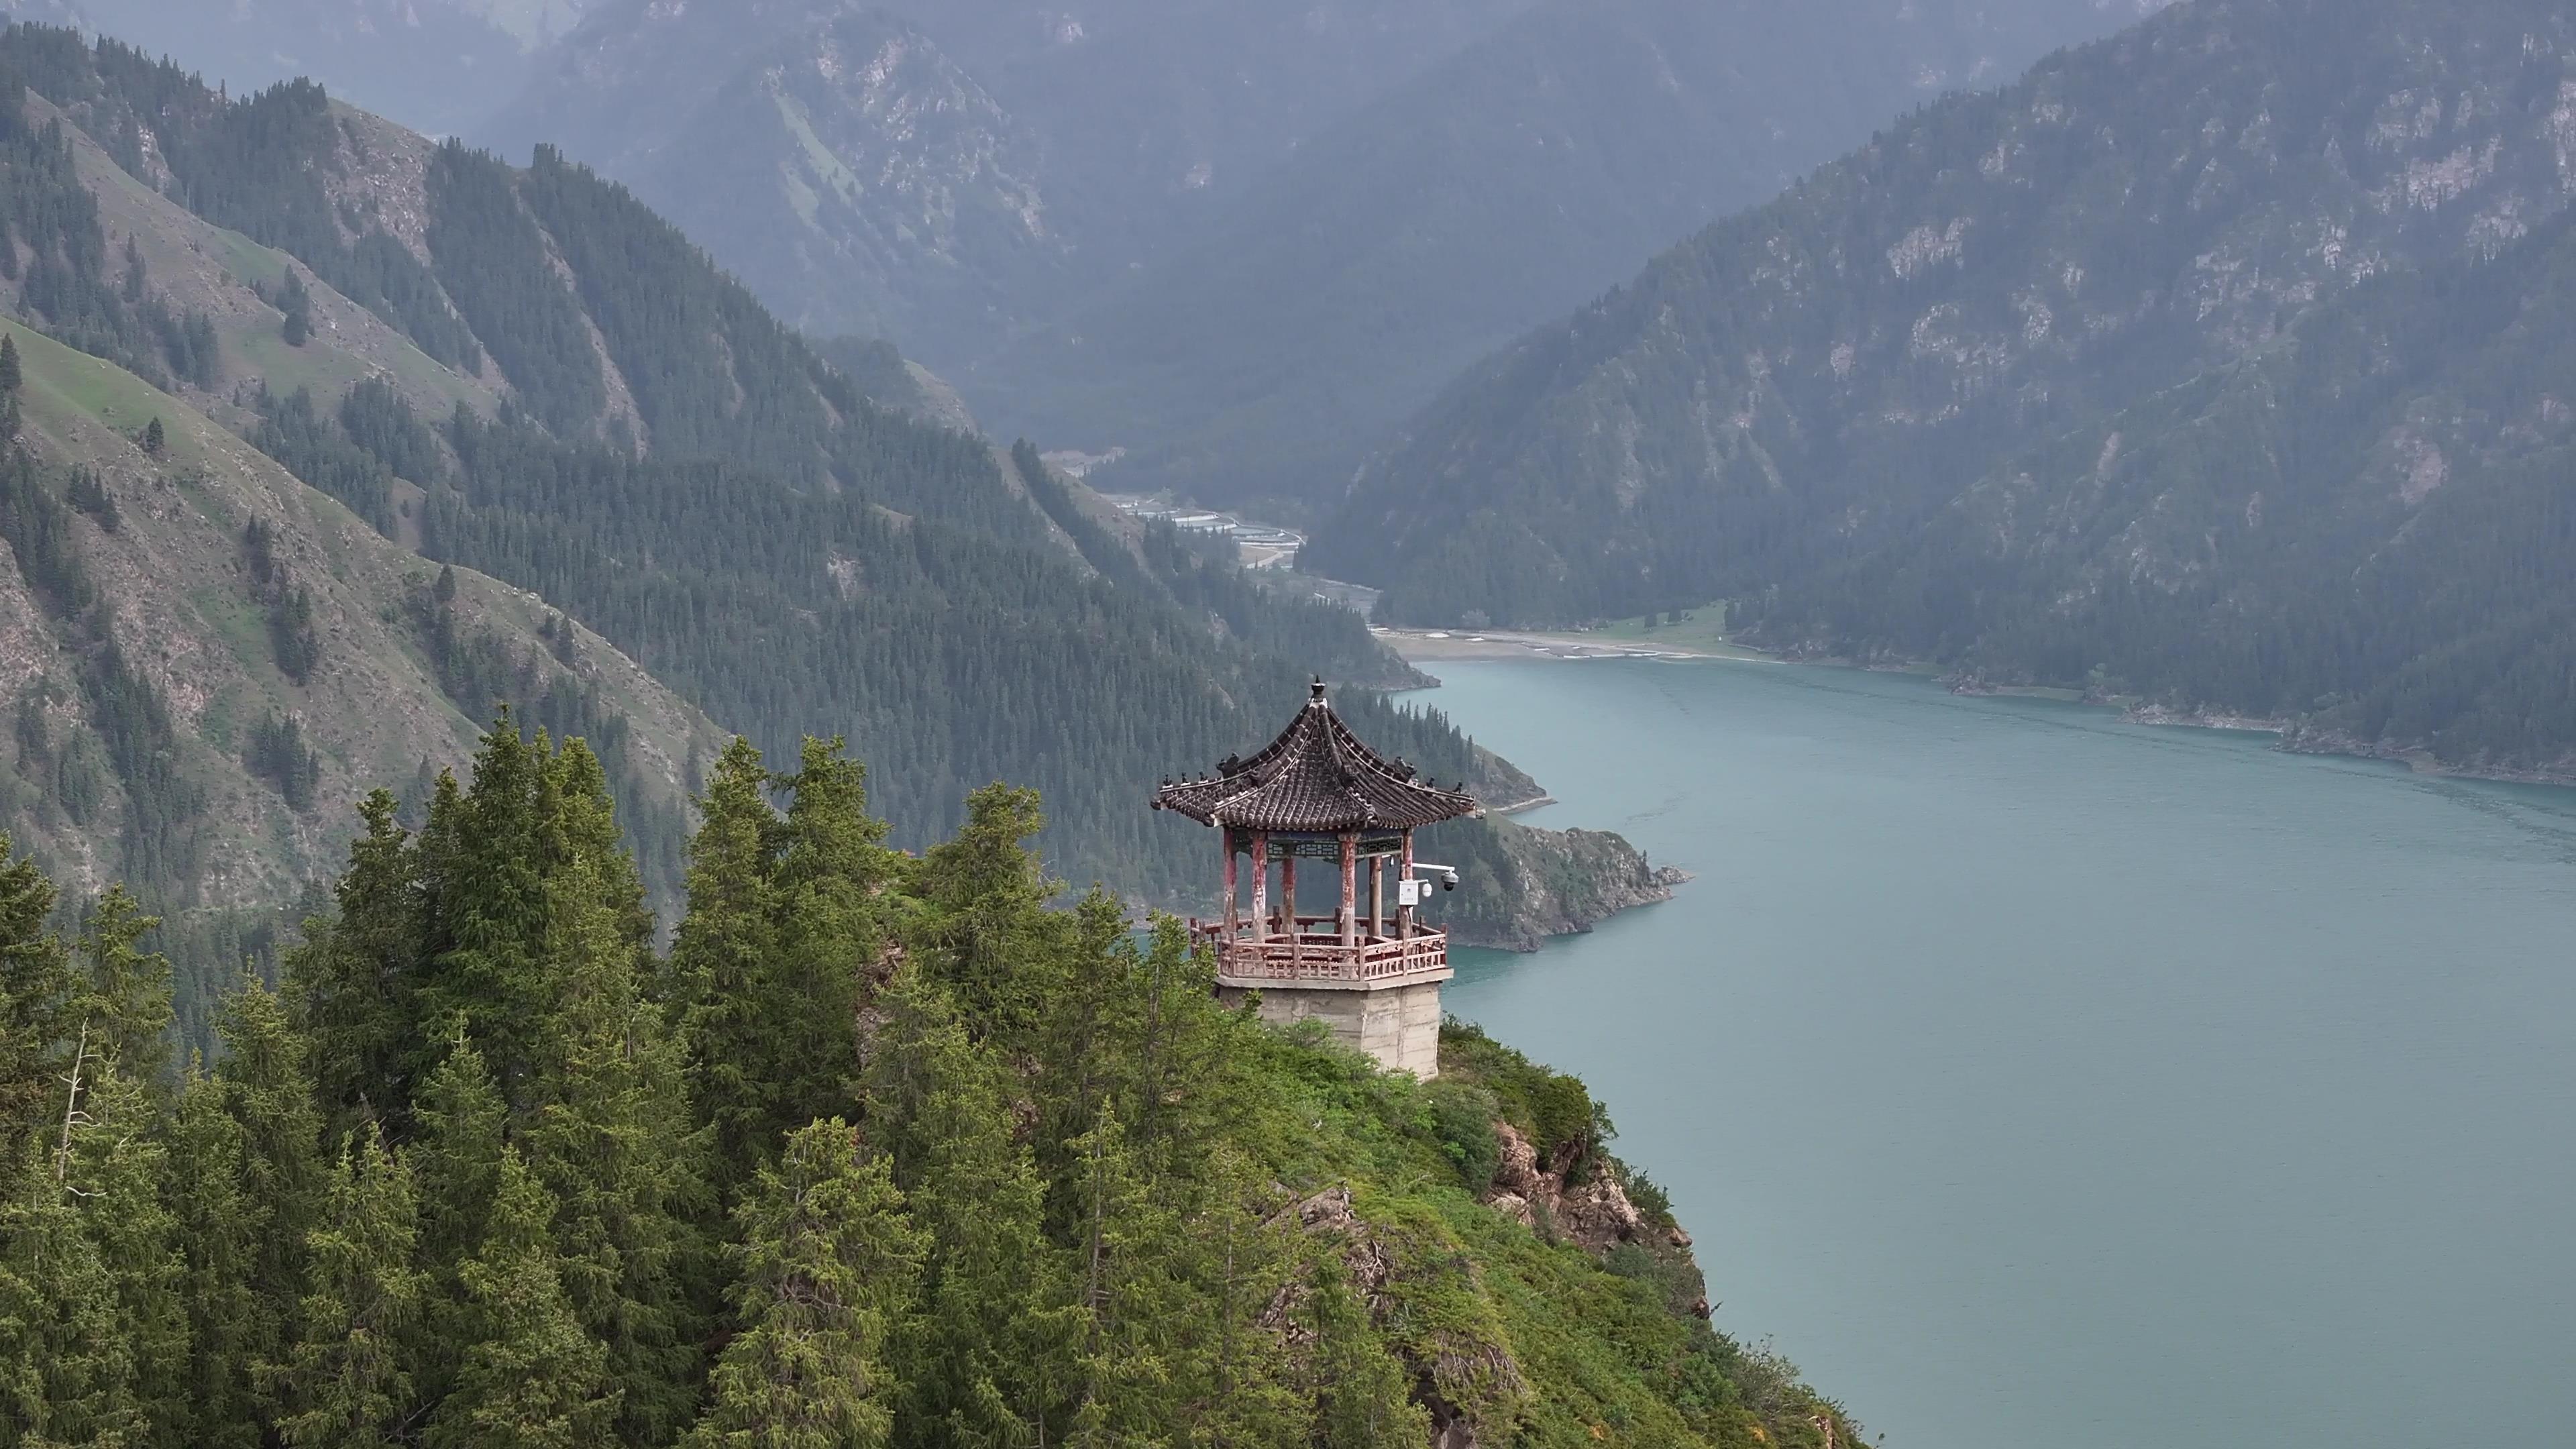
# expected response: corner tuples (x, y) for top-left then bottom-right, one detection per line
(1425, 657), (2576, 1449)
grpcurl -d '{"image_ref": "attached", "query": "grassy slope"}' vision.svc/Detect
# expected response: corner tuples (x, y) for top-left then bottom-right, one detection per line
(42, 90), (498, 425)
(0, 315), (721, 906)
(1257, 1018), (1856, 1447)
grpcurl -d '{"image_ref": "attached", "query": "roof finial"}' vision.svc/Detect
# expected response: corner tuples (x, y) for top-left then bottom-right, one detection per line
(1309, 676), (1327, 704)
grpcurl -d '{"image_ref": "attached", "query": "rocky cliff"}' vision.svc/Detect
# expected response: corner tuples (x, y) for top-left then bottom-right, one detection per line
(1453, 816), (1687, 951)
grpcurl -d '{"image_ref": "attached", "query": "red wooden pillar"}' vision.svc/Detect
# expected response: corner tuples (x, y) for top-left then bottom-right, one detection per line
(1368, 849), (1384, 940)
(1249, 830), (1268, 941)
(1222, 833), (1238, 939)
(1339, 832), (1358, 949)
(1398, 830), (1415, 941)
(1283, 851), (1299, 967)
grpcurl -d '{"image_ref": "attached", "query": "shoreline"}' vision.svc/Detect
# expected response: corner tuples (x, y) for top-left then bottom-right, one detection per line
(1385, 627), (2576, 794)
(1378, 626), (1778, 665)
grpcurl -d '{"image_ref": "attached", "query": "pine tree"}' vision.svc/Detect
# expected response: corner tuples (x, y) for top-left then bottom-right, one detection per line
(0, 1061), (167, 1448)
(869, 972), (1081, 1448)
(0, 1158), (137, 1446)
(0, 1060), (191, 1448)
(408, 1034), (506, 1410)
(427, 1147), (619, 1449)
(685, 1118), (922, 1449)
(916, 784), (1057, 1058)
(522, 739), (709, 1446)
(141, 414), (166, 455)
(213, 975), (327, 1425)
(164, 1062), (272, 1449)
(284, 790), (424, 1137)
(276, 1128), (422, 1449)
(0, 334), (22, 396)
(761, 739), (894, 1137)
(0, 833), (76, 1190)
(77, 883), (173, 1089)
(279, 269), (313, 347)
(670, 737), (782, 1177)
(418, 718), (551, 1098)
(1061, 1114), (1299, 1446)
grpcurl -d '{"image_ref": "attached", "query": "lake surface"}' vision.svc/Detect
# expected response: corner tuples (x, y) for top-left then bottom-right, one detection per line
(1428, 658), (2576, 1449)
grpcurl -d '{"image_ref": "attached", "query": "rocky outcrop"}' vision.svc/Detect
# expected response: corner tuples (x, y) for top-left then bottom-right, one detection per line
(1455, 816), (1689, 951)
(1483, 1122), (1647, 1256)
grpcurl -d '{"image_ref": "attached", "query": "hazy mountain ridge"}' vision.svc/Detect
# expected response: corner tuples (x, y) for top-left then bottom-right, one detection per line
(2, 0), (589, 136)
(967, 0), (2174, 514)
(1309, 0), (2576, 771)
(478, 0), (1535, 360)
(491, 2), (1067, 347)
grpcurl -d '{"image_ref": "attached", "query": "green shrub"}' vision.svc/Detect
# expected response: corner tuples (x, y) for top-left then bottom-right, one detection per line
(1421, 1077), (1501, 1191)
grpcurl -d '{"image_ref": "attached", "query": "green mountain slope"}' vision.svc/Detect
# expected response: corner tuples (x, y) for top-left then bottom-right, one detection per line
(0, 316), (721, 1016)
(0, 23), (1656, 947)
(1312, 0), (2576, 771)
(1790, 207), (2576, 770)
(967, 0), (2163, 515)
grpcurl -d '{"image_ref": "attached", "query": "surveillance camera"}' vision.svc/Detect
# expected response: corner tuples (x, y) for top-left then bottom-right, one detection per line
(1440, 869), (1458, 890)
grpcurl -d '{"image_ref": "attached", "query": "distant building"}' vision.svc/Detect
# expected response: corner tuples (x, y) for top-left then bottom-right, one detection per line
(1152, 681), (1478, 1075)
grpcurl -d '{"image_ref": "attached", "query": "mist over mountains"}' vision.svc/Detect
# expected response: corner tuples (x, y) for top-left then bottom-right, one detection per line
(21, 0), (2161, 516)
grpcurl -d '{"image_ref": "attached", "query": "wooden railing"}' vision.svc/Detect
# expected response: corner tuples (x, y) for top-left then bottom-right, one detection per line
(1193, 916), (1449, 985)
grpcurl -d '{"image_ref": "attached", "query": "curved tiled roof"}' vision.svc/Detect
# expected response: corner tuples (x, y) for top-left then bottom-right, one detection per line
(1151, 681), (1481, 833)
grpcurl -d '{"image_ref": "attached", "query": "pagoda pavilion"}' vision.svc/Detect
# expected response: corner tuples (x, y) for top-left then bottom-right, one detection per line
(1151, 680), (1480, 1076)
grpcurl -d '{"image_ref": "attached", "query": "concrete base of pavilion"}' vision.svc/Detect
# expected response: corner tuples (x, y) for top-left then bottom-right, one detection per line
(1215, 976), (1446, 1077)
(1202, 917), (1453, 1077)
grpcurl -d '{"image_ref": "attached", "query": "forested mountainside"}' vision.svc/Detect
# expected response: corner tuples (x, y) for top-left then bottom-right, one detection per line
(1313, 0), (2576, 775)
(970, 0), (2169, 515)
(480, 0), (1535, 357)
(0, 25), (1640, 953)
(0, 313), (718, 1042)
(0, 0), (581, 136)
(0, 724), (1855, 1446)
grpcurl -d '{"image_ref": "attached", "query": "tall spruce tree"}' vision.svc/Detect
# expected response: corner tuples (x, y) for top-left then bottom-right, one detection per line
(0, 1062), (171, 1448)
(164, 1062), (274, 1449)
(212, 975), (327, 1430)
(408, 1034), (507, 1411)
(686, 1118), (922, 1449)
(428, 1147), (619, 1449)
(669, 737), (780, 1179)
(285, 791), (425, 1137)
(276, 1128), (422, 1449)
(77, 884), (173, 1089)
(0, 833), (75, 1192)
(7, 1059), (189, 1448)
(759, 739), (894, 1147)
(522, 738), (709, 1446)
(418, 720), (551, 1102)
(869, 971), (1081, 1448)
